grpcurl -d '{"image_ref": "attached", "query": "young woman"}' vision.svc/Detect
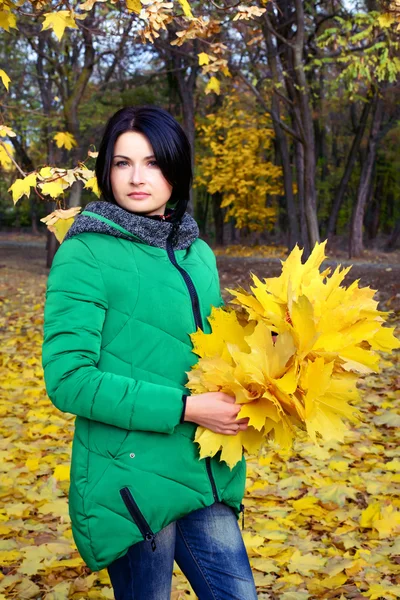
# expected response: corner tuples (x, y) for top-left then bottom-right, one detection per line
(42, 106), (257, 599)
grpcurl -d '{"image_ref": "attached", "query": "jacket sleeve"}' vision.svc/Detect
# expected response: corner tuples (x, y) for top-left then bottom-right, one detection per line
(42, 236), (184, 434)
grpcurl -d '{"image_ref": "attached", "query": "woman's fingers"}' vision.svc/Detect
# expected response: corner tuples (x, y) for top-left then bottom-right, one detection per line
(235, 417), (250, 425)
(219, 419), (249, 435)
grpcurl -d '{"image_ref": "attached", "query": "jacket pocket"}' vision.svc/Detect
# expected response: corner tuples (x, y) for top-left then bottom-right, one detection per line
(119, 487), (157, 551)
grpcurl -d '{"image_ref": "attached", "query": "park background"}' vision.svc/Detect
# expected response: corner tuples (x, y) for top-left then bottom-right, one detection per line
(0, 0), (400, 599)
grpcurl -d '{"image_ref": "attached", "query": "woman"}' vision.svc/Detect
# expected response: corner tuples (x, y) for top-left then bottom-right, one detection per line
(42, 105), (257, 599)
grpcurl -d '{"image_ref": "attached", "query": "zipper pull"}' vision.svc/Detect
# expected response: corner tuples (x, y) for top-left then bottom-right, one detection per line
(240, 503), (245, 530)
(146, 533), (157, 551)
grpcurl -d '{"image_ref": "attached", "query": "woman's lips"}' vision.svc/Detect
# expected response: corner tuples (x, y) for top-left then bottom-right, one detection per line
(128, 193), (150, 198)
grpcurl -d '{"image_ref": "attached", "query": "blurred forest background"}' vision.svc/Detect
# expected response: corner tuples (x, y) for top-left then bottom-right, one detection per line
(0, 0), (399, 259)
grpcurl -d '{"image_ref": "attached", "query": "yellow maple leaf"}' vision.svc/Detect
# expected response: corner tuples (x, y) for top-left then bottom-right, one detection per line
(39, 181), (66, 199)
(0, 10), (17, 32)
(373, 505), (400, 538)
(53, 464), (70, 481)
(79, 0), (107, 8)
(41, 11), (78, 41)
(39, 166), (53, 178)
(378, 13), (395, 28)
(84, 175), (101, 197)
(177, 0), (193, 18)
(40, 207), (82, 242)
(365, 583), (400, 600)
(25, 458), (39, 471)
(288, 549), (327, 576)
(320, 573), (348, 589)
(126, 0), (142, 13)
(198, 52), (210, 65)
(0, 68), (11, 90)
(0, 142), (14, 169)
(0, 125), (16, 137)
(53, 131), (78, 150)
(8, 173), (37, 204)
(205, 76), (220, 95)
(360, 502), (381, 528)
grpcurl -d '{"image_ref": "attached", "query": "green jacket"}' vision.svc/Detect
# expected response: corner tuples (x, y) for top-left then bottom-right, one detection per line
(42, 202), (246, 572)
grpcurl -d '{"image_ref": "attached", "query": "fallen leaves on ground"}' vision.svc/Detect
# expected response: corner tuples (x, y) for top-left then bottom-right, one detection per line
(214, 244), (288, 258)
(0, 264), (399, 600)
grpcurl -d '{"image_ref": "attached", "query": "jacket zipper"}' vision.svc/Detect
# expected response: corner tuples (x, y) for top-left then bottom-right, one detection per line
(205, 457), (219, 503)
(166, 240), (203, 331)
(166, 239), (219, 503)
(120, 487), (157, 551)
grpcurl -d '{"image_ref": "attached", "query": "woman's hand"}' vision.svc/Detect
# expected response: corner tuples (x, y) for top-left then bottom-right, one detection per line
(184, 392), (249, 435)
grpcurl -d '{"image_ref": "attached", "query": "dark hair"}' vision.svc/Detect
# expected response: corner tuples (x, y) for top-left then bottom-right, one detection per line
(95, 105), (193, 223)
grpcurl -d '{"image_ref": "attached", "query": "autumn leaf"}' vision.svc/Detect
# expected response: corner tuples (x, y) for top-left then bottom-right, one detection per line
(39, 166), (53, 178)
(232, 6), (266, 21)
(38, 181), (67, 199)
(84, 175), (101, 197)
(198, 52), (210, 65)
(8, 173), (37, 204)
(0, 10), (17, 32)
(126, 0), (142, 13)
(205, 76), (220, 94)
(177, 0), (193, 18)
(41, 11), (78, 41)
(40, 207), (82, 242)
(53, 131), (78, 150)
(288, 550), (327, 576)
(0, 125), (16, 137)
(377, 13), (396, 27)
(0, 142), (14, 170)
(0, 68), (11, 90)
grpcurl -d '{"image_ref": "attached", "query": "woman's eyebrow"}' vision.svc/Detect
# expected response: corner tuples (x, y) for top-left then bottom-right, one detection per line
(113, 154), (156, 160)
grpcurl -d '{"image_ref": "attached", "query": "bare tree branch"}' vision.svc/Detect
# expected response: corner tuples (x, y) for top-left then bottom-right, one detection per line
(236, 70), (303, 143)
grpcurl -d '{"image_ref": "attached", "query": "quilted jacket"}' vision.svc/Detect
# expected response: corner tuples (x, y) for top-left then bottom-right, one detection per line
(41, 201), (246, 572)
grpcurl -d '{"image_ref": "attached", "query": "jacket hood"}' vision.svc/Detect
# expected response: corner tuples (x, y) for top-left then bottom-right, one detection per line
(63, 201), (199, 250)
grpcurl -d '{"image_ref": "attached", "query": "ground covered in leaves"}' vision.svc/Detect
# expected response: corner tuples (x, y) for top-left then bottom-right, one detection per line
(0, 238), (399, 599)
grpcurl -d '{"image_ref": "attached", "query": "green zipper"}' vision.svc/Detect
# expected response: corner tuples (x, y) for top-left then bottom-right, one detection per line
(81, 210), (143, 243)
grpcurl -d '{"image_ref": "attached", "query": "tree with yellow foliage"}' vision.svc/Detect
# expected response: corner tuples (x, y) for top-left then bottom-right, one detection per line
(195, 92), (283, 236)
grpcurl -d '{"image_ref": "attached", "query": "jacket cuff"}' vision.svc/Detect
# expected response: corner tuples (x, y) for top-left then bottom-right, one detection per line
(180, 395), (188, 423)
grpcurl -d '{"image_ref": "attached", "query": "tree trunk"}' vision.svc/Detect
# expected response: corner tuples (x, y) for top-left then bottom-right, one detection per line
(68, 180), (84, 208)
(385, 218), (400, 251)
(327, 96), (372, 237)
(365, 161), (380, 243)
(294, 139), (309, 256)
(292, 0), (320, 250)
(160, 31), (200, 216)
(349, 96), (384, 257)
(212, 191), (224, 246)
(45, 202), (60, 267)
(261, 16), (299, 250)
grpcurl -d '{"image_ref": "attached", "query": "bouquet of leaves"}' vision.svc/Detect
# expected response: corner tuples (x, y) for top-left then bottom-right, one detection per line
(185, 241), (400, 468)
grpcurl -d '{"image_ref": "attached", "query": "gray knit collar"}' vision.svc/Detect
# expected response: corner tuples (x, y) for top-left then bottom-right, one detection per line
(64, 201), (199, 250)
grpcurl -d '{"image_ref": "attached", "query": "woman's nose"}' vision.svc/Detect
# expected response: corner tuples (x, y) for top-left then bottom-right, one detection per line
(129, 166), (145, 185)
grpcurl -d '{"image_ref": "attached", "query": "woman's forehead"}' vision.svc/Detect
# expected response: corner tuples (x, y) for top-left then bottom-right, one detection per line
(114, 131), (154, 158)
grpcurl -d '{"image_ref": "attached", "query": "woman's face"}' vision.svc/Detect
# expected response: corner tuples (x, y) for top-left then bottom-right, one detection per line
(110, 131), (173, 216)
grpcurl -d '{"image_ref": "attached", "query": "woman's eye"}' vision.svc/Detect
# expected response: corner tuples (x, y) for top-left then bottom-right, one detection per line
(148, 160), (158, 167)
(115, 160), (128, 167)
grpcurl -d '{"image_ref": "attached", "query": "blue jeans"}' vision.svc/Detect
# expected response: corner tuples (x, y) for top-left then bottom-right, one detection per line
(107, 502), (258, 599)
